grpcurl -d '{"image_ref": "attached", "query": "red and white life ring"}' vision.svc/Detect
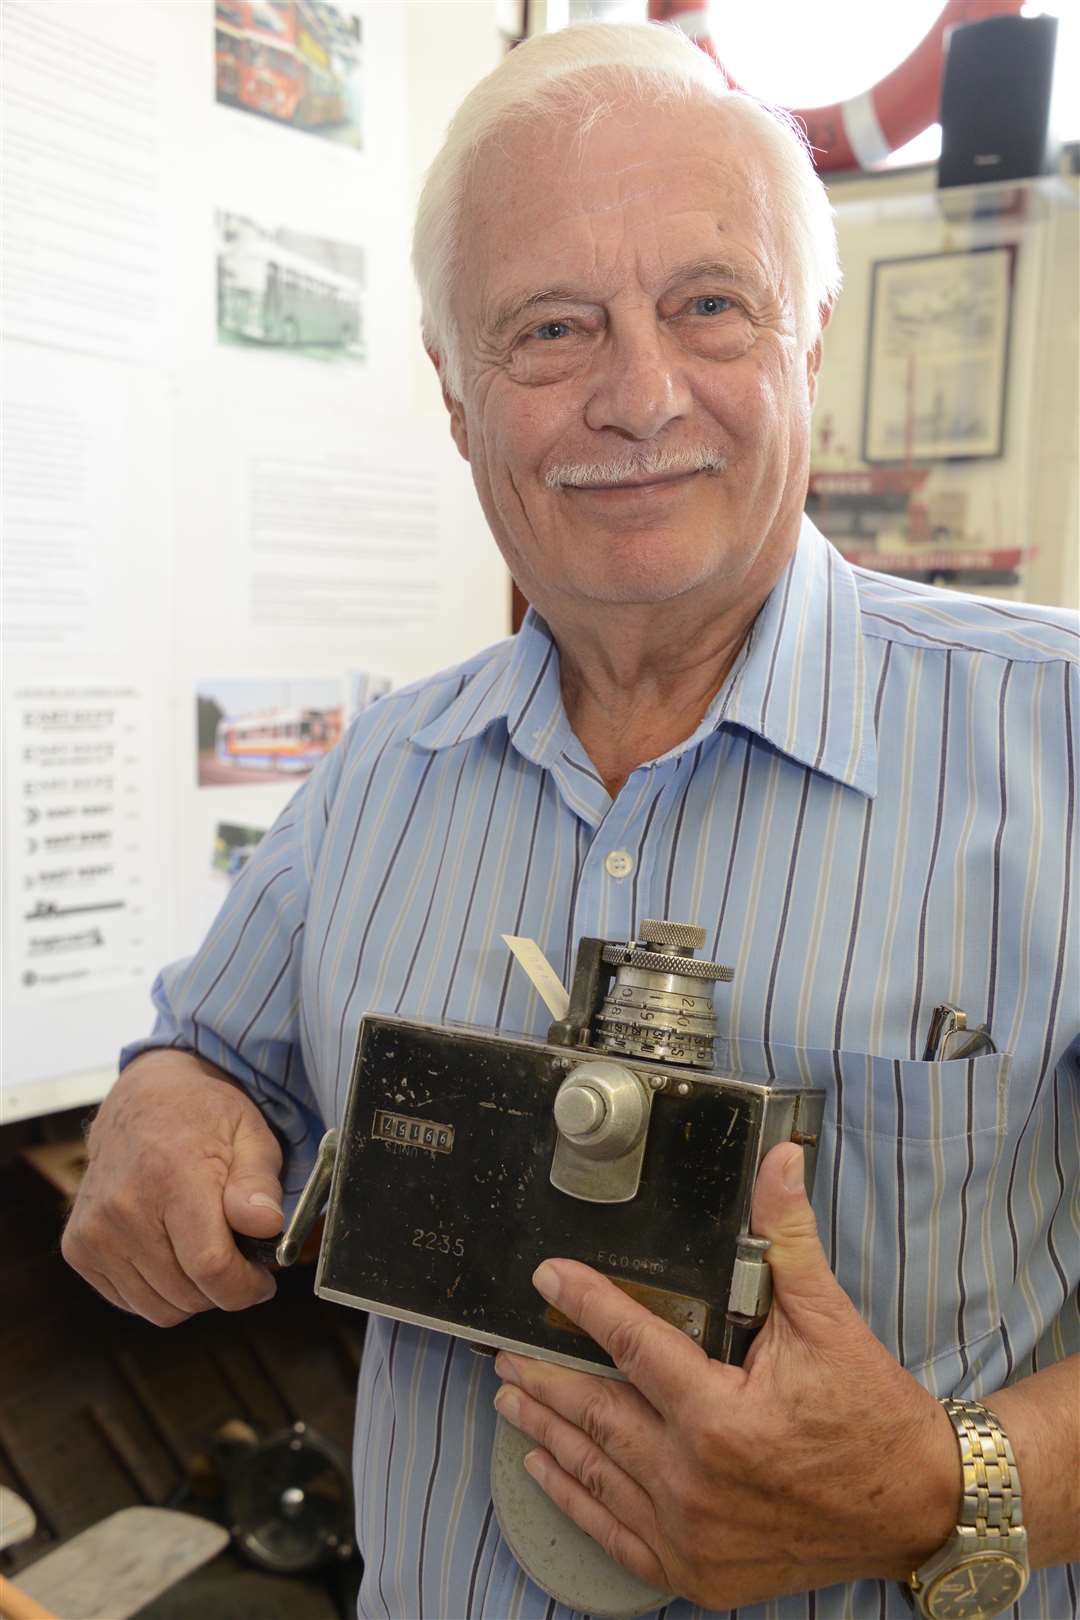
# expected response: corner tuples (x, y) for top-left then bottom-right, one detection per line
(647, 0), (1024, 171)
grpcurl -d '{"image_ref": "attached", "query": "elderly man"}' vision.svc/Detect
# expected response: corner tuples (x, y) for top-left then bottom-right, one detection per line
(63, 22), (1077, 1620)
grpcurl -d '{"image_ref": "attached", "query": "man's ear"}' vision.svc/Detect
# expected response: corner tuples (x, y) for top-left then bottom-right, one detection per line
(805, 302), (832, 404)
(426, 346), (470, 464)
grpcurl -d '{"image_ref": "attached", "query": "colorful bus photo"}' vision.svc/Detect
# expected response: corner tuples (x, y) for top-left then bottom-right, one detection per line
(214, 0), (363, 148)
(216, 213), (365, 361)
(197, 678), (344, 786)
(211, 822), (267, 882)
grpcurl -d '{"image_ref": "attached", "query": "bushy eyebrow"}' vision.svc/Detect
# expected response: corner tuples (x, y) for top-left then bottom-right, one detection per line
(484, 288), (587, 339)
(671, 257), (769, 294)
(483, 257), (770, 339)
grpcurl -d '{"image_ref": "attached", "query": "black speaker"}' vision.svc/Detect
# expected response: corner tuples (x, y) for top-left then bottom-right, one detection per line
(938, 13), (1059, 189)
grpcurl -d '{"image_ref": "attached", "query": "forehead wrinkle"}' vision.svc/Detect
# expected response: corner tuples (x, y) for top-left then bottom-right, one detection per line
(584, 153), (670, 181)
(584, 182), (676, 216)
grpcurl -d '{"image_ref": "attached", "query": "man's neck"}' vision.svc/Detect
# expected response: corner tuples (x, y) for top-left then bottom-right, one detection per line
(554, 595), (766, 800)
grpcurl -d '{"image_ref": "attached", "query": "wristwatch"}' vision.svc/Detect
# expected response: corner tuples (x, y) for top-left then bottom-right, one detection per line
(908, 1398), (1029, 1620)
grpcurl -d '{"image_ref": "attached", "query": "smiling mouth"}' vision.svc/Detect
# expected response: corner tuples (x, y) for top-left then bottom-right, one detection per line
(571, 470), (702, 493)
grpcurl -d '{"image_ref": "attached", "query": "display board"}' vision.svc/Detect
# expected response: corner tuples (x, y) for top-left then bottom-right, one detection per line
(1, 1), (507, 1121)
(810, 170), (1079, 604)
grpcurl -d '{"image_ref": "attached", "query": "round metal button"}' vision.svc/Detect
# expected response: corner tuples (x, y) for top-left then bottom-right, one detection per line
(604, 849), (634, 879)
(553, 1084), (606, 1139)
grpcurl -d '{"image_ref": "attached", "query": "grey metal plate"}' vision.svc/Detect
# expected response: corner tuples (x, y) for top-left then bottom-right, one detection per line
(491, 1415), (671, 1619)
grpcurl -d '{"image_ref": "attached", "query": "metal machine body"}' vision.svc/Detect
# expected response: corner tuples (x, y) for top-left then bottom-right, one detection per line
(315, 1015), (818, 1370)
(255, 922), (824, 1617)
(269, 923), (824, 1376)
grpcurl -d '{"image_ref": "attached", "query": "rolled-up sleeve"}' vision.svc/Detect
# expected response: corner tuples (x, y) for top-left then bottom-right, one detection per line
(120, 740), (347, 1199)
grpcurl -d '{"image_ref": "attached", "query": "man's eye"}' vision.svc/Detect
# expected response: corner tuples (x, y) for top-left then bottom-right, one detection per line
(532, 321), (570, 341)
(692, 295), (734, 316)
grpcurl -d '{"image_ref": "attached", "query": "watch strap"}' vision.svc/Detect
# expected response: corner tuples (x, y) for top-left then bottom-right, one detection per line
(908, 1397), (1029, 1620)
(941, 1397), (1026, 1552)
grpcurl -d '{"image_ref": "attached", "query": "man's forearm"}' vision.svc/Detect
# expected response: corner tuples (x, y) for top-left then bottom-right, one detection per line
(986, 1354), (1080, 1569)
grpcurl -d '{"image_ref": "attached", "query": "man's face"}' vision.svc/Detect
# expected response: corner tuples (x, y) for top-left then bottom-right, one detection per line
(442, 95), (823, 619)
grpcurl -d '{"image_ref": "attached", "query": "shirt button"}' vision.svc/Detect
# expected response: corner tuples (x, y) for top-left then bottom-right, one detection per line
(604, 849), (634, 879)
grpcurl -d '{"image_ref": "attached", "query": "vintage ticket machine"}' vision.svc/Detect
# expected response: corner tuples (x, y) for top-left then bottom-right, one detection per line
(251, 922), (824, 1614)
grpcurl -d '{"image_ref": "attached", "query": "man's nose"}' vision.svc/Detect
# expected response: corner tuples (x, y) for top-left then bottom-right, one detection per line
(583, 318), (692, 440)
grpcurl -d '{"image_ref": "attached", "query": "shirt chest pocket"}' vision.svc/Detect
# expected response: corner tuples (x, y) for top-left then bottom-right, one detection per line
(726, 1038), (1015, 1384)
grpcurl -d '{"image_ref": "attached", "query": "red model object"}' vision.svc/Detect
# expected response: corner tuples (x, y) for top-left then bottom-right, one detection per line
(647, 0), (1025, 171)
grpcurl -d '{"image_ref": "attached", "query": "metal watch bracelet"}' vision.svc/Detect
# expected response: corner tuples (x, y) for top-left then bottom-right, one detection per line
(942, 1397), (1026, 1551)
(908, 1397), (1029, 1620)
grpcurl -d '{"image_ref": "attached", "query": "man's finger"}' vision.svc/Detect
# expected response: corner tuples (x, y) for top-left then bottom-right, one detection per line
(82, 1263), (137, 1317)
(496, 1350), (661, 1466)
(494, 1377), (657, 1533)
(519, 1446), (669, 1594)
(112, 1257), (206, 1329)
(123, 1240), (219, 1318)
(220, 1115), (284, 1238)
(528, 1260), (712, 1417)
(166, 1191), (277, 1313)
(750, 1143), (858, 1333)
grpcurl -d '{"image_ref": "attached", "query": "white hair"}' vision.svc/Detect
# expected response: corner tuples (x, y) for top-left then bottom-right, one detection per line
(412, 21), (842, 400)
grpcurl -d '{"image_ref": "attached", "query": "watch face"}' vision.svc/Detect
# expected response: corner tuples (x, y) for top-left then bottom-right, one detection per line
(926, 1555), (1028, 1619)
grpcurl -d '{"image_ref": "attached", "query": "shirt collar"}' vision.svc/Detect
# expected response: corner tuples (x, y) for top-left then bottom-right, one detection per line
(716, 515), (878, 797)
(411, 515), (877, 798)
(409, 610), (565, 758)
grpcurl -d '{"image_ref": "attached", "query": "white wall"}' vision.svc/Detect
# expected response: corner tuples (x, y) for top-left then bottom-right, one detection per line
(0, 0), (507, 1120)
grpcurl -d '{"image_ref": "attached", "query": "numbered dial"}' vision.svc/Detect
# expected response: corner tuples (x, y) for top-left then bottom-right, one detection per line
(593, 919), (731, 1068)
(924, 1555), (1028, 1619)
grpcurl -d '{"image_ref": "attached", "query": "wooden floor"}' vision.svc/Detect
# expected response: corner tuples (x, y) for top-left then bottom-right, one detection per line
(0, 1118), (365, 1619)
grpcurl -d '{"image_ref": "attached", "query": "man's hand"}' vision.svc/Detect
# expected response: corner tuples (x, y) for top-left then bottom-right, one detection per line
(493, 1143), (960, 1609)
(62, 1050), (285, 1327)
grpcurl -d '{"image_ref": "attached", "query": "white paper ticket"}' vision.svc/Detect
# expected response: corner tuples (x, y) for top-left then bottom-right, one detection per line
(501, 935), (570, 1022)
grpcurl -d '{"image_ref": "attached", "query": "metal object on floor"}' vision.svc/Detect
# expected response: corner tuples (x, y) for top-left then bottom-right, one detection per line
(224, 1421), (355, 1575)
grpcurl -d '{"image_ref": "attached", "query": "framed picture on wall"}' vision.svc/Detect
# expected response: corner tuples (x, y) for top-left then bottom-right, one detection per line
(862, 246), (1015, 464)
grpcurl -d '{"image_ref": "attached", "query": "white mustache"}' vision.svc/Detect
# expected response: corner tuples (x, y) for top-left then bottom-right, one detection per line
(544, 447), (726, 489)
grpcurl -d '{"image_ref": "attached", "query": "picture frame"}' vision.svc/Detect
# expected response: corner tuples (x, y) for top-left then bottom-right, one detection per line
(862, 246), (1015, 464)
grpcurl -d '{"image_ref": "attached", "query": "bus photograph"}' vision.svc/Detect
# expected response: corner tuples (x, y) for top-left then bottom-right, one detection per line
(211, 705), (344, 781)
(216, 216), (364, 359)
(214, 0), (363, 147)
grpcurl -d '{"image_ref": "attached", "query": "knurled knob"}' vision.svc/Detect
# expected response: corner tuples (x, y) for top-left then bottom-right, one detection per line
(639, 920), (706, 951)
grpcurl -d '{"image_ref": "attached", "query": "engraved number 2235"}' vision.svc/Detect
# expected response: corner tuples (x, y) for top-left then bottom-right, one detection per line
(412, 1228), (465, 1257)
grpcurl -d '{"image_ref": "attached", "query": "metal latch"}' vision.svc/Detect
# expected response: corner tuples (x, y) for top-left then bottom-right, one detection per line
(725, 1232), (772, 1326)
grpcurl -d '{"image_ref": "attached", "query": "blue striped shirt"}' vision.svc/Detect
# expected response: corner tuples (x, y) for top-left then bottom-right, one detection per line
(126, 517), (1079, 1620)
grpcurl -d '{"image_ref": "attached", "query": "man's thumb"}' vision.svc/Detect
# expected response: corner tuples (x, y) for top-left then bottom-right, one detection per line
(751, 1143), (845, 1324)
(221, 1115), (284, 1238)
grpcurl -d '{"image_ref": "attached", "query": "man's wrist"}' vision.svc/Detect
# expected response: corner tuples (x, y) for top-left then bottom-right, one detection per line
(885, 1395), (964, 1581)
(119, 1046), (243, 1089)
(907, 1399), (1030, 1619)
